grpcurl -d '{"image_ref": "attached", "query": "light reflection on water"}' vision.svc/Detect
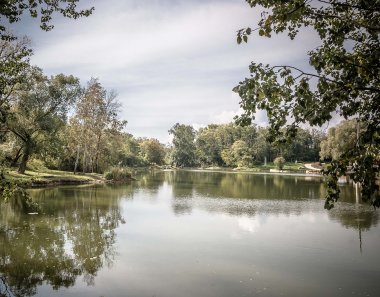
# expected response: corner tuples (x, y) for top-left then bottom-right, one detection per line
(0, 170), (379, 297)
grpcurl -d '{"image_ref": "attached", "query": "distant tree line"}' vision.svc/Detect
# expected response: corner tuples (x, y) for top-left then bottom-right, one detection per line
(0, 50), (358, 174)
(1, 74), (359, 173)
(168, 122), (326, 168)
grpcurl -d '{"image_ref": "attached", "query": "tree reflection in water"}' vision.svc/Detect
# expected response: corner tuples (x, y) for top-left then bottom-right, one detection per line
(0, 171), (377, 297)
(0, 185), (126, 297)
(328, 206), (379, 253)
(164, 170), (378, 246)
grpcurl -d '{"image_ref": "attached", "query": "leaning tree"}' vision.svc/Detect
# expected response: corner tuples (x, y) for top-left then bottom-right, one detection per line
(234, 0), (379, 208)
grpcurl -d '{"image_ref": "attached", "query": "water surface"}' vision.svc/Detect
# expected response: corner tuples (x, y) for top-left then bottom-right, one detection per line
(1, 170), (379, 297)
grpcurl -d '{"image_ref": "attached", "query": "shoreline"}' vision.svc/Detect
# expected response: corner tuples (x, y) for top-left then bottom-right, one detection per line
(27, 178), (106, 188)
(172, 167), (324, 178)
(5, 168), (108, 189)
(6, 166), (324, 191)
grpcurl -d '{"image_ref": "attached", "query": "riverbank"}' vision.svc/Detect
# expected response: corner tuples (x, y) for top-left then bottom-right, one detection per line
(4, 168), (106, 188)
(183, 168), (323, 178)
(193, 162), (323, 174)
(155, 162), (321, 172)
(4, 162), (323, 189)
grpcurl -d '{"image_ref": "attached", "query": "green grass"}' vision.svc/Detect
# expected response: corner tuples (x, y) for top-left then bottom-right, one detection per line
(249, 162), (307, 171)
(201, 162), (308, 172)
(4, 168), (104, 187)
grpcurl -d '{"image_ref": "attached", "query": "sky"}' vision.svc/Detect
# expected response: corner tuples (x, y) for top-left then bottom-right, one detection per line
(11, 0), (323, 143)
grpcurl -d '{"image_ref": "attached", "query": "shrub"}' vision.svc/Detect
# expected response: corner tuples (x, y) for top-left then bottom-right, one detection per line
(27, 158), (48, 172)
(274, 157), (286, 170)
(104, 166), (132, 181)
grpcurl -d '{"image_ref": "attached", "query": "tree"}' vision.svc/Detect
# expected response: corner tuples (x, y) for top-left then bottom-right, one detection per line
(7, 67), (81, 173)
(0, 38), (32, 140)
(71, 78), (126, 173)
(214, 123), (242, 149)
(0, 0), (93, 136)
(251, 127), (273, 163)
(283, 128), (323, 162)
(119, 133), (146, 167)
(196, 125), (223, 166)
(169, 123), (197, 167)
(0, 0), (94, 204)
(0, 0), (94, 40)
(320, 119), (358, 160)
(221, 140), (251, 168)
(139, 138), (166, 165)
(274, 156), (286, 171)
(309, 128), (325, 161)
(234, 0), (380, 208)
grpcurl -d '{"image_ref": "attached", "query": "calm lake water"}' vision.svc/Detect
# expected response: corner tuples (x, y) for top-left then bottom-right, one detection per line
(1, 170), (379, 297)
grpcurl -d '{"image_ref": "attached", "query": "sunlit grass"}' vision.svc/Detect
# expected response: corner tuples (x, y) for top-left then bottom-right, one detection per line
(233, 162), (307, 171)
(4, 168), (104, 186)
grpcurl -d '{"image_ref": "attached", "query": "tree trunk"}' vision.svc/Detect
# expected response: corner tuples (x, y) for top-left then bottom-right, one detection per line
(18, 141), (32, 174)
(11, 146), (23, 167)
(73, 144), (80, 174)
(94, 152), (99, 173)
(94, 133), (102, 173)
(82, 143), (87, 173)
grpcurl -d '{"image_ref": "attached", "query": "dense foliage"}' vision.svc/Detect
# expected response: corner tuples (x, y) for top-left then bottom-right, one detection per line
(1, 117), (325, 174)
(7, 67), (81, 173)
(0, 0), (93, 139)
(104, 166), (132, 181)
(234, 0), (380, 208)
(0, 38), (32, 141)
(320, 119), (359, 161)
(0, 68), (170, 174)
(168, 122), (322, 168)
(0, 0), (94, 204)
(274, 156), (286, 170)
(169, 123), (197, 167)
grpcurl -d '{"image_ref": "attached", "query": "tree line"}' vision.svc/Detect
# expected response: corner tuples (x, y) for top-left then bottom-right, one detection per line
(0, 35), (361, 174)
(168, 121), (352, 168)
(0, 66), (359, 174)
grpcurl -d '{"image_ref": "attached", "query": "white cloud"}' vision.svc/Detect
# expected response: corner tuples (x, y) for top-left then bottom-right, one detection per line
(30, 1), (260, 72)
(209, 106), (268, 127)
(254, 109), (269, 126)
(237, 216), (261, 233)
(191, 123), (206, 131)
(14, 0), (321, 142)
(210, 109), (240, 124)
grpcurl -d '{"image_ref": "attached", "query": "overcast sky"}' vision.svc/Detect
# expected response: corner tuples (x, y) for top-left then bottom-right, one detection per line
(12, 0), (322, 143)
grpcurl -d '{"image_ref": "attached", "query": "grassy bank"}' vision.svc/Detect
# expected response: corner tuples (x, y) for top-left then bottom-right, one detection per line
(203, 162), (308, 172)
(4, 168), (105, 188)
(249, 162), (307, 171)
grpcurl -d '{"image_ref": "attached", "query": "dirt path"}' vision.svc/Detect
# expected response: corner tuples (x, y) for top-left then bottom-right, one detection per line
(304, 163), (322, 171)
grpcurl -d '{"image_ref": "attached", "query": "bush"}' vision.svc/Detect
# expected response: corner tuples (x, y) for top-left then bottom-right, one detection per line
(104, 166), (132, 181)
(274, 157), (286, 170)
(27, 158), (48, 172)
